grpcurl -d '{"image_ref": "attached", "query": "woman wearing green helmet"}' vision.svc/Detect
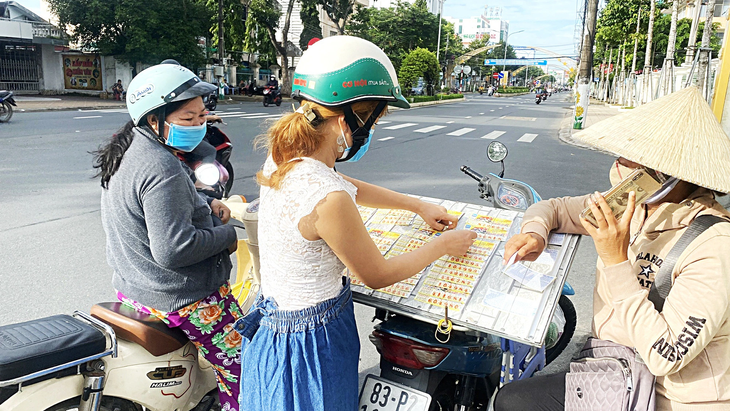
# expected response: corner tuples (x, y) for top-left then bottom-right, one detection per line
(234, 36), (477, 410)
(93, 63), (242, 410)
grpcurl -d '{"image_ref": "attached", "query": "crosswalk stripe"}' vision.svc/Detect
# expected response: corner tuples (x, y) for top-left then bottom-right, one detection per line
(73, 115), (102, 119)
(241, 114), (282, 120)
(481, 131), (506, 139)
(216, 111), (247, 116)
(517, 133), (538, 142)
(414, 125), (446, 133)
(377, 121), (391, 124)
(447, 128), (475, 136)
(383, 123), (417, 130)
(219, 113), (267, 118)
(378, 137), (395, 141)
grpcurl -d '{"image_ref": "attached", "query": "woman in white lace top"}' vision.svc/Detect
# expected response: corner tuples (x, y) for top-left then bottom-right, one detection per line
(235, 36), (477, 411)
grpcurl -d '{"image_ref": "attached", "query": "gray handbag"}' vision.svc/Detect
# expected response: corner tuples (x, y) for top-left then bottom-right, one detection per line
(565, 215), (728, 411)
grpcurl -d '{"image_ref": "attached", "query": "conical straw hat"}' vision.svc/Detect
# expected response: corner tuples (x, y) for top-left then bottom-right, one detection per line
(573, 86), (730, 193)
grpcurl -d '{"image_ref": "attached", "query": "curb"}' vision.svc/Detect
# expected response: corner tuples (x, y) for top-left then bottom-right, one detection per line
(493, 92), (531, 98)
(406, 97), (465, 108)
(557, 110), (596, 150)
(19, 104), (126, 113)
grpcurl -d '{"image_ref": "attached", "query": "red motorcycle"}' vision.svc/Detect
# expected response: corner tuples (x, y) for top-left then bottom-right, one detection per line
(263, 86), (282, 107)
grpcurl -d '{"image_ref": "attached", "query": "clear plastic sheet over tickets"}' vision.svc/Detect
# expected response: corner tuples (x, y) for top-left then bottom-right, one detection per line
(347, 195), (581, 346)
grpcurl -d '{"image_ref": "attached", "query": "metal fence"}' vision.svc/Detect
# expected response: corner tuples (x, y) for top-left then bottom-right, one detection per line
(0, 43), (40, 92)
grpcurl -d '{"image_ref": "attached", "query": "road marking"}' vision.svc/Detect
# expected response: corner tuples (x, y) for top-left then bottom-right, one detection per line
(216, 111), (247, 116)
(377, 121), (391, 124)
(481, 131), (506, 139)
(479, 112), (484, 115)
(219, 112), (266, 118)
(240, 114), (283, 120)
(378, 137), (395, 141)
(465, 116), (472, 119)
(517, 133), (539, 142)
(447, 128), (475, 136)
(447, 121), (455, 124)
(383, 123), (418, 130)
(490, 110), (495, 112)
(414, 125), (446, 133)
(500, 116), (537, 121)
(73, 115), (102, 119)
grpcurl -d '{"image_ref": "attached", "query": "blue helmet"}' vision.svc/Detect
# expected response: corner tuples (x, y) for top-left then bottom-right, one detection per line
(126, 63), (216, 126)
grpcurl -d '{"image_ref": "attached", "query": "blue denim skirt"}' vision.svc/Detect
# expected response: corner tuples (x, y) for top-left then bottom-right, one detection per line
(234, 278), (360, 411)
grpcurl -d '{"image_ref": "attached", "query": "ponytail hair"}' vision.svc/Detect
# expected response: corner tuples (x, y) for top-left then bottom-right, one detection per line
(256, 99), (386, 189)
(93, 120), (137, 189)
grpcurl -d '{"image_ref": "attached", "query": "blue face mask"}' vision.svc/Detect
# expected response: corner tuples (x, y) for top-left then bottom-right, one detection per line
(165, 122), (207, 152)
(346, 128), (374, 162)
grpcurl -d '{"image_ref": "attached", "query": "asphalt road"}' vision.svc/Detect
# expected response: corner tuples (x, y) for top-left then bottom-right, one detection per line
(0, 92), (613, 389)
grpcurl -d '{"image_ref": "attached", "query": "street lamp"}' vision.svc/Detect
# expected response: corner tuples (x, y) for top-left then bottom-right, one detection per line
(436, 0), (446, 65)
(502, 29), (524, 85)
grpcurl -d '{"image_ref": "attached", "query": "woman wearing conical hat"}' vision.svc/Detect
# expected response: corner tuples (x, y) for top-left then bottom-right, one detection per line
(495, 86), (730, 410)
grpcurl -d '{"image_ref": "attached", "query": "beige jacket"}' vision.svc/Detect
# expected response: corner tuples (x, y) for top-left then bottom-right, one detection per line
(522, 189), (730, 411)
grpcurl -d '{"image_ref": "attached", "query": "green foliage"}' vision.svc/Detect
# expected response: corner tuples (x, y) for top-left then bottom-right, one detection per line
(303, 0), (357, 35)
(244, 0), (283, 67)
(399, 48), (439, 95)
(347, 0), (462, 70)
(48, 0), (211, 69)
(299, 1), (322, 50)
(497, 86), (530, 94)
(206, 0), (248, 63)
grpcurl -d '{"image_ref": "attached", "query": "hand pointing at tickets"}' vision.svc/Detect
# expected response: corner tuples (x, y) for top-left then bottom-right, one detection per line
(418, 202), (459, 231)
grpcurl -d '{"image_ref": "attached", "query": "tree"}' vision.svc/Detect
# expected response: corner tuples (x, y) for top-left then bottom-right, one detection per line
(299, 0), (322, 50)
(48, 0), (211, 71)
(247, 0), (297, 95)
(207, 0), (249, 64)
(303, 0), (357, 35)
(399, 48), (439, 96)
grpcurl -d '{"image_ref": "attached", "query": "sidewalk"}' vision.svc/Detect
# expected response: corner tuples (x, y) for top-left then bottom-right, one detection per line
(558, 98), (622, 149)
(14, 95), (126, 112)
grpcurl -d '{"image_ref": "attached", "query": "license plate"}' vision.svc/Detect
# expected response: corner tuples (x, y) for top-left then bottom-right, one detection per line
(358, 374), (431, 411)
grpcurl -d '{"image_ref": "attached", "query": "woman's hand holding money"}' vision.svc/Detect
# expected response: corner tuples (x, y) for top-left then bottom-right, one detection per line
(580, 191), (636, 267)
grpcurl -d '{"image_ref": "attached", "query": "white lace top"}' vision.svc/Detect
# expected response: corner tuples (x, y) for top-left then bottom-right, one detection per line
(258, 157), (358, 310)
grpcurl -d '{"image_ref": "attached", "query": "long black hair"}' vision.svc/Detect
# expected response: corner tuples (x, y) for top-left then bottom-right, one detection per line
(92, 100), (190, 189)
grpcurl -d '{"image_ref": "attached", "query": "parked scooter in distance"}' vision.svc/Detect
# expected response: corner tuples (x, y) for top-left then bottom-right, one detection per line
(365, 141), (576, 411)
(0, 90), (17, 122)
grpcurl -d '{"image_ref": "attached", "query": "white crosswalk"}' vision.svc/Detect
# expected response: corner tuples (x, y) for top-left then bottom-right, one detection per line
(382, 122), (418, 130)
(517, 133), (539, 142)
(481, 131), (506, 139)
(414, 125), (446, 133)
(447, 128), (476, 136)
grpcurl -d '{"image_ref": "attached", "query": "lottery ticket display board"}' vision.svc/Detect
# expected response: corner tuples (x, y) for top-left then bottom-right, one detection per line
(348, 196), (580, 347)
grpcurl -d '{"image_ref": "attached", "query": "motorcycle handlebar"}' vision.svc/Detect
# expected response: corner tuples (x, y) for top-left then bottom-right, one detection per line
(460, 165), (483, 182)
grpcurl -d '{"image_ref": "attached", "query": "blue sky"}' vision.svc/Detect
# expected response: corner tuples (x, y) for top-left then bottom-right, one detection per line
(443, 1), (580, 59)
(17, 0), (580, 60)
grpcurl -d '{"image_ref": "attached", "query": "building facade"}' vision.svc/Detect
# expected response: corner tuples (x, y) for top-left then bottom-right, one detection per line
(444, 5), (508, 46)
(678, 0), (729, 44)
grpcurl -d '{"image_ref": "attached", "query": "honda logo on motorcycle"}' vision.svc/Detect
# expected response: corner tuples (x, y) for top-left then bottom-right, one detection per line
(147, 365), (187, 380)
(391, 366), (414, 376)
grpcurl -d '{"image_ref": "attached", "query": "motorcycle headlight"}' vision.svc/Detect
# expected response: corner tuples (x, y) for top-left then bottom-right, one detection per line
(195, 163), (220, 186)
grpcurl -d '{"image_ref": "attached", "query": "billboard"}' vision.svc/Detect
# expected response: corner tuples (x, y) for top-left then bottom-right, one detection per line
(62, 54), (103, 91)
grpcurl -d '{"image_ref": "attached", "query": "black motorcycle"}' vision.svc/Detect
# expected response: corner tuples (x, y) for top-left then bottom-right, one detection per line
(180, 118), (234, 199)
(0, 90), (17, 123)
(204, 90), (218, 111)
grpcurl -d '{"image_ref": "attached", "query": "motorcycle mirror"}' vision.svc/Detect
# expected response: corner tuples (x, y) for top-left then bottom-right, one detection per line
(486, 141), (508, 163)
(195, 163), (220, 186)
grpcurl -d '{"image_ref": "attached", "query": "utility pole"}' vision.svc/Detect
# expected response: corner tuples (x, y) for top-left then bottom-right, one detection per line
(640, 0), (656, 105)
(218, 0), (225, 98)
(660, 0), (679, 97)
(436, 0), (445, 88)
(687, 1), (703, 63)
(573, 0), (598, 130)
(697, 0), (717, 98)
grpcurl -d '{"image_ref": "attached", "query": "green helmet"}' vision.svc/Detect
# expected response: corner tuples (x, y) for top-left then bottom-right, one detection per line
(292, 35), (410, 109)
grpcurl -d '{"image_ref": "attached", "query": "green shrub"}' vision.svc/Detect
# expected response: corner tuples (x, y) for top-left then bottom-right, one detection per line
(497, 86), (530, 94)
(408, 94), (464, 103)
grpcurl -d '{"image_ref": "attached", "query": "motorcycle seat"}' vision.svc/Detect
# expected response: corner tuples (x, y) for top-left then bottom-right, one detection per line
(0, 315), (107, 383)
(90, 302), (188, 356)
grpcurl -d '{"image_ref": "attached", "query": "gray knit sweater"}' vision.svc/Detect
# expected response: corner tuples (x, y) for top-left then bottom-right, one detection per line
(100, 127), (236, 312)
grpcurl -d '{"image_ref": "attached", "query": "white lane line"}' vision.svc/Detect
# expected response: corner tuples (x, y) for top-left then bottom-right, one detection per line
(447, 121), (455, 124)
(479, 112), (484, 115)
(216, 111), (247, 116)
(517, 133), (538, 143)
(220, 113), (267, 118)
(240, 114), (283, 120)
(481, 131), (506, 139)
(383, 122), (418, 130)
(465, 116), (472, 119)
(447, 128), (476, 136)
(73, 115), (102, 119)
(378, 137), (395, 141)
(414, 125), (446, 133)
(377, 121), (392, 124)
(490, 110), (495, 112)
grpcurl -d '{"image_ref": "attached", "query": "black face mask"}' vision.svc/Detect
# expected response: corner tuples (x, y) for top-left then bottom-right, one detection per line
(336, 101), (387, 163)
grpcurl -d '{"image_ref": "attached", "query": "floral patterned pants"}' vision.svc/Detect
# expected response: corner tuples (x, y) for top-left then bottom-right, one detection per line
(117, 283), (242, 411)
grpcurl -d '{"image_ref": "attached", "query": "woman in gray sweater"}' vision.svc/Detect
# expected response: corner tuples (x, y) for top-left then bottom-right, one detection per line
(93, 63), (242, 410)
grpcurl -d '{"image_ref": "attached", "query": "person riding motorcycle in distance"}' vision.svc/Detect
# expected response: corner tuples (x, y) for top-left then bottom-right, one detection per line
(93, 63), (243, 411)
(234, 35), (477, 411)
(494, 86), (730, 410)
(266, 75), (279, 89)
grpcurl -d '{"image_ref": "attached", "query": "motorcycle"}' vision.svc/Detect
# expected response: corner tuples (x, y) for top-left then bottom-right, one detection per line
(535, 95), (542, 105)
(263, 86), (282, 107)
(362, 141), (577, 411)
(204, 90), (218, 111)
(180, 117), (234, 199)
(0, 90), (17, 123)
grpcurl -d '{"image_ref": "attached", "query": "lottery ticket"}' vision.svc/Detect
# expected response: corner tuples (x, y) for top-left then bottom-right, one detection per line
(357, 206), (377, 223)
(415, 285), (467, 311)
